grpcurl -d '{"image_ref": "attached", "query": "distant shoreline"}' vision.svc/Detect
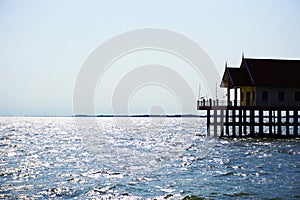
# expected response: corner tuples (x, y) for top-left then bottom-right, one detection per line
(74, 114), (205, 118)
(0, 114), (206, 118)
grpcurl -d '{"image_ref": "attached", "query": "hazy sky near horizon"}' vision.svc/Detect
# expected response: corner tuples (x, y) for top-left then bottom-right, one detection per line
(0, 0), (300, 116)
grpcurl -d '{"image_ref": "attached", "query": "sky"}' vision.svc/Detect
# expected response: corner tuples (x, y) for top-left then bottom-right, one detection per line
(0, 0), (300, 116)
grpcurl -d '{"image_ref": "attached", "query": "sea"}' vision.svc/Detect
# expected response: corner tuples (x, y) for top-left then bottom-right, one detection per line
(0, 117), (299, 199)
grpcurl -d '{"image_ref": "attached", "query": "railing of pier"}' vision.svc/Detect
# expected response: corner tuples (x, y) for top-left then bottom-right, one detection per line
(198, 99), (300, 108)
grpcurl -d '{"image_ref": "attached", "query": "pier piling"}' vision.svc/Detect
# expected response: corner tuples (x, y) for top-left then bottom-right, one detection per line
(198, 99), (300, 138)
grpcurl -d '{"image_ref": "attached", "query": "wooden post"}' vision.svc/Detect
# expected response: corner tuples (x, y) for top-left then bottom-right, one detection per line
(250, 109), (255, 136)
(225, 108), (229, 136)
(269, 110), (273, 135)
(220, 108), (224, 137)
(214, 110), (218, 137)
(278, 110), (282, 136)
(207, 110), (211, 137)
(239, 109), (242, 137)
(243, 109), (247, 136)
(294, 110), (298, 136)
(232, 109), (236, 137)
(259, 110), (263, 135)
(227, 87), (230, 106)
(286, 110), (290, 136)
(234, 87), (238, 107)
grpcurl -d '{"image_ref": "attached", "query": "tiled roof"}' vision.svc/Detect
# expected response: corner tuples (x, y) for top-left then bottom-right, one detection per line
(227, 67), (252, 86)
(221, 57), (300, 87)
(245, 58), (300, 86)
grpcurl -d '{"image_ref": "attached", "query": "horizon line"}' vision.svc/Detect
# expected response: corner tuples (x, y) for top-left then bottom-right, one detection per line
(0, 114), (206, 118)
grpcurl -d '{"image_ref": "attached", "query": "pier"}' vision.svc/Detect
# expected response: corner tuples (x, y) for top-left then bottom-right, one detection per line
(199, 56), (300, 138)
(197, 99), (300, 138)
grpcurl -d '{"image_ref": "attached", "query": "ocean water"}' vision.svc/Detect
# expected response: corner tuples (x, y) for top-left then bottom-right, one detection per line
(0, 117), (299, 199)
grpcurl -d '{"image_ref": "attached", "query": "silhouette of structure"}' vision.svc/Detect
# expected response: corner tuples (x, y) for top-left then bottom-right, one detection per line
(198, 56), (300, 137)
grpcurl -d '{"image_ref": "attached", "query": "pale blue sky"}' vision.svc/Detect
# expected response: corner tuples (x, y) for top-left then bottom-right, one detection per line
(0, 0), (299, 116)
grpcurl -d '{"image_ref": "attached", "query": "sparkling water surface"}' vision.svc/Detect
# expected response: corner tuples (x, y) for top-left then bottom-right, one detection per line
(0, 117), (299, 199)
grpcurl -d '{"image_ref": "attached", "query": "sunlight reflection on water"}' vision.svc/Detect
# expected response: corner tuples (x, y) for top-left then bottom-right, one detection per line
(0, 117), (299, 199)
